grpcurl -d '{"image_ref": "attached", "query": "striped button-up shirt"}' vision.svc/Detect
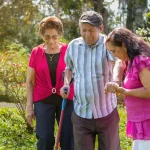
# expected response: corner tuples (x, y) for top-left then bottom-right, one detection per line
(65, 34), (117, 119)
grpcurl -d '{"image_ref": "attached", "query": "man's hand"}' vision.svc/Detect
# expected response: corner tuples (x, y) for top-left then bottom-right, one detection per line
(104, 82), (126, 95)
(60, 85), (70, 98)
(104, 82), (119, 94)
(26, 105), (35, 126)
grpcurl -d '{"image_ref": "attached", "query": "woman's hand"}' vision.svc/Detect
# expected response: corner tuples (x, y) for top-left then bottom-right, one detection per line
(104, 82), (127, 95)
(26, 105), (35, 126)
(116, 86), (126, 94)
(104, 82), (119, 94)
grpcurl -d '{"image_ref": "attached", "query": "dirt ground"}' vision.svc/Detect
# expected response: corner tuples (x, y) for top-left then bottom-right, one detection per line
(0, 102), (16, 108)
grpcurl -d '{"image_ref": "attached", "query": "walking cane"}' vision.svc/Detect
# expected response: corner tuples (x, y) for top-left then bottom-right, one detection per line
(55, 87), (68, 150)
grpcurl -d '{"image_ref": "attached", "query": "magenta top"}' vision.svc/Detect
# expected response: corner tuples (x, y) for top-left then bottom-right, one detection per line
(29, 44), (74, 102)
(123, 55), (150, 122)
(123, 55), (150, 140)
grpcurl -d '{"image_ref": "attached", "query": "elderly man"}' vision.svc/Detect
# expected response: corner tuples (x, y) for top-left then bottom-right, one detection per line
(61, 11), (121, 150)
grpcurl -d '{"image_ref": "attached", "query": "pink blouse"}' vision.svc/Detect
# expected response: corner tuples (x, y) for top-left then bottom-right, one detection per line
(123, 55), (150, 122)
(123, 55), (150, 140)
(29, 44), (74, 102)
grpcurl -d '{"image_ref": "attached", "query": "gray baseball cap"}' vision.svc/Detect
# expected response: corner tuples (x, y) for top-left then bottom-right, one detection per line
(79, 11), (103, 26)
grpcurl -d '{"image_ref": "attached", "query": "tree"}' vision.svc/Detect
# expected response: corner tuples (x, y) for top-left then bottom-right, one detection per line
(57, 0), (89, 39)
(57, 0), (115, 37)
(136, 12), (150, 42)
(93, 0), (109, 33)
(0, 0), (119, 48)
(0, 0), (43, 50)
(119, 0), (148, 31)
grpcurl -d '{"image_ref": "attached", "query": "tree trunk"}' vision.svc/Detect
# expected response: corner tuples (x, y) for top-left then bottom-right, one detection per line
(126, 0), (147, 31)
(93, 0), (109, 34)
(54, 0), (60, 18)
(126, 0), (134, 31)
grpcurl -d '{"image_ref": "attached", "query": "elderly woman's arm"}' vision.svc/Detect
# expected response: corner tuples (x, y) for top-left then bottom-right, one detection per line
(26, 67), (35, 125)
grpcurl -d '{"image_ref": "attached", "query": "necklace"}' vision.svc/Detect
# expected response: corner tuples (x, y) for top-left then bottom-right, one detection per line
(49, 54), (54, 61)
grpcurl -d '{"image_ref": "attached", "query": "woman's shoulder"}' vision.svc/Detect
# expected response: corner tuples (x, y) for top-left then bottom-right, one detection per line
(61, 43), (68, 49)
(30, 44), (45, 58)
(132, 55), (150, 65)
(132, 55), (150, 72)
(32, 44), (44, 52)
(60, 43), (68, 53)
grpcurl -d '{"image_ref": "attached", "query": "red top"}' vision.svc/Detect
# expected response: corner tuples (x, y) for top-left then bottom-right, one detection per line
(29, 44), (74, 102)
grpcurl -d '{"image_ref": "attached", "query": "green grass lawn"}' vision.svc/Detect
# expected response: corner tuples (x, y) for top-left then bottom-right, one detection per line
(118, 106), (132, 150)
(0, 106), (132, 150)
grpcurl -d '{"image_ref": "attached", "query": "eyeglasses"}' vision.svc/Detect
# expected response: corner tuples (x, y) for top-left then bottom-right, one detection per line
(43, 35), (59, 40)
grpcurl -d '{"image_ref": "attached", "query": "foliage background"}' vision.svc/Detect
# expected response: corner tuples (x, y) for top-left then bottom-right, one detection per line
(0, 0), (149, 51)
(0, 107), (132, 150)
(0, 0), (150, 149)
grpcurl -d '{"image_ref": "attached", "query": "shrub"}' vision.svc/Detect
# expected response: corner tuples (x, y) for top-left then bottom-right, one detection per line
(0, 106), (132, 150)
(0, 43), (33, 133)
(0, 108), (36, 150)
(136, 12), (150, 42)
(0, 43), (28, 102)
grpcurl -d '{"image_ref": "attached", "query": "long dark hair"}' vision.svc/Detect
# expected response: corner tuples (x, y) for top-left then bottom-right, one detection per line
(106, 28), (150, 66)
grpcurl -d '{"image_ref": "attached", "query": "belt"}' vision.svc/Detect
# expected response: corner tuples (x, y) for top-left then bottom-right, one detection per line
(52, 88), (57, 94)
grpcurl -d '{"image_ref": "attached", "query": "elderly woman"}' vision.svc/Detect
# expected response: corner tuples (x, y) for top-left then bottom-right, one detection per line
(26, 16), (74, 150)
(105, 27), (150, 150)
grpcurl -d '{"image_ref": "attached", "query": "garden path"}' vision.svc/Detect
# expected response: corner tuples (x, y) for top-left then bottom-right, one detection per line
(0, 102), (15, 108)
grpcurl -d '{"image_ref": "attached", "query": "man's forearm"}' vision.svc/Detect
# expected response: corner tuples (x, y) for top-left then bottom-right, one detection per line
(64, 69), (73, 85)
(113, 59), (125, 84)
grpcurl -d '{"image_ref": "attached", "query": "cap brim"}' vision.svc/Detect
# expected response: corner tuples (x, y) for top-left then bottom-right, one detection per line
(79, 20), (99, 26)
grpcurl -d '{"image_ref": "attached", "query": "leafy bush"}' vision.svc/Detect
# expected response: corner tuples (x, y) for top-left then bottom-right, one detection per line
(0, 106), (132, 150)
(0, 43), (28, 102)
(0, 108), (36, 150)
(0, 43), (34, 134)
(136, 12), (150, 42)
